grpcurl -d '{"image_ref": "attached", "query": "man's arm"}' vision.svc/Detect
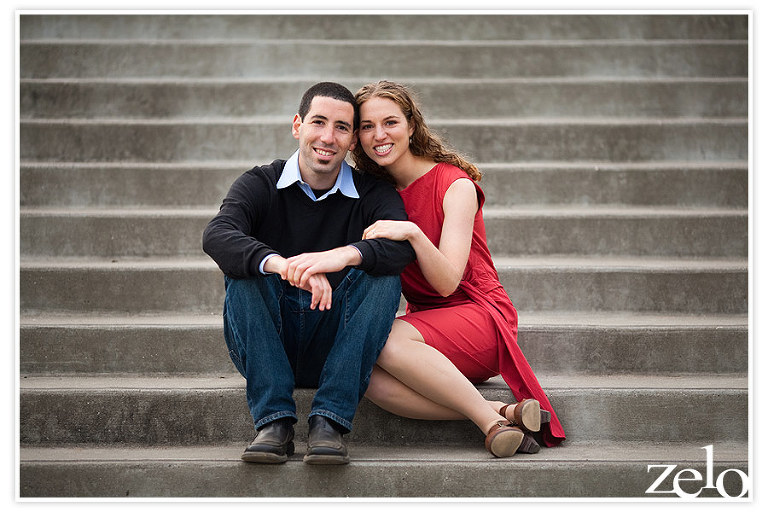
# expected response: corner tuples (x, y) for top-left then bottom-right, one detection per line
(202, 167), (279, 278)
(349, 179), (416, 275)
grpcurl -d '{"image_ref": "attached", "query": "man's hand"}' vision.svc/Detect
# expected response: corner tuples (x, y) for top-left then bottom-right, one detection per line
(263, 254), (334, 310)
(304, 273), (333, 311)
(263, 247), (362, 311)
(283, 246), (362, 290)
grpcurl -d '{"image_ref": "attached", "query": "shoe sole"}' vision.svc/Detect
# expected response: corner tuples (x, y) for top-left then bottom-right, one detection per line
(517, 399), (541, 432)
(303, 453), (350, 465)
(241, 441), (294, 464)
(487, 427), (524, 458)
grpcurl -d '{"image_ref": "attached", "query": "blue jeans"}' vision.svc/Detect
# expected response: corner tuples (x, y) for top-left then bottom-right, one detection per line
(222, 268), (401, 433)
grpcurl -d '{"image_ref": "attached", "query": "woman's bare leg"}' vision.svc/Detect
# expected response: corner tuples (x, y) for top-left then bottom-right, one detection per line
(368, 319), (506, 435)
(366, 365), (466, 420)
(367, 367), (511, 420)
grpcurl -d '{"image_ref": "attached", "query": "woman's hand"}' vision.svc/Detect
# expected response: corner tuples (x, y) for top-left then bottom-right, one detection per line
(363, 220), (419, 241)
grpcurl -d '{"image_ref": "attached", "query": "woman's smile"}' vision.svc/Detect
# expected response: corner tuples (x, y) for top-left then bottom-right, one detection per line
(373, 143), (394, 156)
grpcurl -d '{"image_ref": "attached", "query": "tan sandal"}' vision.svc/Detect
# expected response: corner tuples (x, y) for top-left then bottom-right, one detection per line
(500, 399), (542, 433)
(484, 421), (524, 458)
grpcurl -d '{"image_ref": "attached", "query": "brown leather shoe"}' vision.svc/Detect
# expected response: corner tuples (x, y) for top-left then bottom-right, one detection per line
(303, 415), (350, 465)
(484, 421), (524, 458)
(500, 399), (542, 433)
(241, 419), (295, 464)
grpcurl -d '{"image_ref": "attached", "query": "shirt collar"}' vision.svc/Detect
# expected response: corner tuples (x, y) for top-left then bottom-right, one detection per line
(277, 150), (359, 201)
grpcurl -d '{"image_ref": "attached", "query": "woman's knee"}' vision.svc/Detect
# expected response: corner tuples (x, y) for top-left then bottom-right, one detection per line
(377, 320), (425, 367)
(364, 366), (391, 403)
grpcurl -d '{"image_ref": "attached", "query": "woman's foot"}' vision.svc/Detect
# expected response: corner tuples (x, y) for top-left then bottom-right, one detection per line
(500, 399), (541, 433)
(484, 421), (524, 458)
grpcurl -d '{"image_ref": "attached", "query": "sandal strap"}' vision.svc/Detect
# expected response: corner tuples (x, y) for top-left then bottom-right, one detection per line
(500, 403), (522, 427)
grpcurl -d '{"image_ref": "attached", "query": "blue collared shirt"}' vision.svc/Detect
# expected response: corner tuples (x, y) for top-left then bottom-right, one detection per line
(276, 149), (360, 201)
(260, 150), (361, 274)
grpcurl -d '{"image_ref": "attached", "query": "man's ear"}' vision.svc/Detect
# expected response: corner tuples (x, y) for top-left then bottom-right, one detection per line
(348, 131), (358, 152)
(291, 114), (302, 140)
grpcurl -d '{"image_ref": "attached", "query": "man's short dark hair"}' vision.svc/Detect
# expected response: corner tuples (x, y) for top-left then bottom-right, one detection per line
(298, 82), (359, 129)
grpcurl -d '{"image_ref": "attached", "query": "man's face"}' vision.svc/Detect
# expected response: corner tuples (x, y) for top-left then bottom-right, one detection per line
(292, 95), (357, 188)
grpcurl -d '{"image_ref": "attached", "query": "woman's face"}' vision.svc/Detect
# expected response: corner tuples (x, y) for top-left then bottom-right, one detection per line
(358, 96), (415, 169)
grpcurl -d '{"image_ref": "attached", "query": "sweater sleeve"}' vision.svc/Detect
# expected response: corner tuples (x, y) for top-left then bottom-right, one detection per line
(349, 178), (416, 275)
(202, 165), (279, 278)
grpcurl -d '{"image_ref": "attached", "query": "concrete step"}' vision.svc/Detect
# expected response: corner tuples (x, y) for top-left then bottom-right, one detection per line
(18, 441), (749, 498)
(19, 374), (748, 445)
(485, 206), (747, 258)
(19, 117), (748, 163)
(480, 162), (748, 208)
(19, 256), (747, 315)
(19, 312), (748, 375)
(19, 40), (748, 80)
(19, 78), (748, 119)
(20, 207), (213, 258)
(19, 161), (748, 208)
(19, 206), (748, 259)
(19, 13), (748, 41)
(494, 256), (747, 314)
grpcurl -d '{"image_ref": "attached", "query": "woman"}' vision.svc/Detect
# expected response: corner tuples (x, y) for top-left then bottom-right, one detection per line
(353, 81), (565, 457)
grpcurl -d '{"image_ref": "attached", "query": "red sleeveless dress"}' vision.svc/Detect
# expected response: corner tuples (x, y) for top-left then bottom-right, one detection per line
(397, 163), (565, 447)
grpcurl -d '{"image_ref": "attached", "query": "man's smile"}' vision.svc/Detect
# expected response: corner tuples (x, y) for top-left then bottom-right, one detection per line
(314, 147), (335, 158)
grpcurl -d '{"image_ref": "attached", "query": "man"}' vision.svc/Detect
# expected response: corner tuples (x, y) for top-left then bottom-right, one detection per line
(202, 82), (414, 465)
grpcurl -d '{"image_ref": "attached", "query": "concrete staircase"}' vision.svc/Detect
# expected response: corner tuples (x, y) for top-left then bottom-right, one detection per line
(18, 14), (749, 498)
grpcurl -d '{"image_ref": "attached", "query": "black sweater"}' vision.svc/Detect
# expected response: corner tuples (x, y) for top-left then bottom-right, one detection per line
(202, 159), (416, 288)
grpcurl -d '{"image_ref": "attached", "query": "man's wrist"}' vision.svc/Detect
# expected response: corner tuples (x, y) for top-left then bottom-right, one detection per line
(343, 245), (364, 266)
(262, 254), (287, 275)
